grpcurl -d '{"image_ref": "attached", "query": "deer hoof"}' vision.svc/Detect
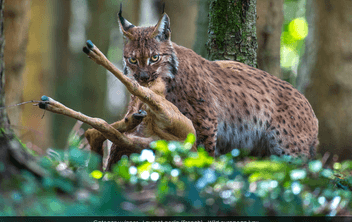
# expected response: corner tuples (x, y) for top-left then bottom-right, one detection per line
(132, 110), (147, 120)
(86, 40), (94, 49)
(41, 95), (49, 101)
(83, 46), (91, 55)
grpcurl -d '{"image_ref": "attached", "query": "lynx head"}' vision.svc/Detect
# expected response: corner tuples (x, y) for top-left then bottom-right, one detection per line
(118, 6), (178, 86)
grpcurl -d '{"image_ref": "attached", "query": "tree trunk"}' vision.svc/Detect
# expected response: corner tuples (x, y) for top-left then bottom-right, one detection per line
(300, 0), (352, 162)
(256, 0), (283, 78)
(207, 0), (257, 67)
(4, 0), (31, 131)
(51, 0), (75, 149)
(193, 0), (210, 59)
(0, 0), (44, 181)
(105, 1), (140, 123)
(53, 1), (117, 149)
(81, 1), (116, 119)
(164, 0), (198, 50)
(21, 0), (54, 151)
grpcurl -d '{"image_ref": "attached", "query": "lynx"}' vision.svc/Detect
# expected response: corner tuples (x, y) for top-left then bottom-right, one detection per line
(110, 8), (319, 159)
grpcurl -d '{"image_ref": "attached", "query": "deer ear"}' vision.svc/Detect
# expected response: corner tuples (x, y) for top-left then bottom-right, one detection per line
(118, 3), (135, 40)
(149, 13), (171, 41)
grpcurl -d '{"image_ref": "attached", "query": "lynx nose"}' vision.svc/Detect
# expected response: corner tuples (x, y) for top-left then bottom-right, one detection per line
(139, 71), (149, 81)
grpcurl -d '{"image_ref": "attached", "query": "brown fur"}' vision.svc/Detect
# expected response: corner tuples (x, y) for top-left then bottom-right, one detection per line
(84, 106), (145, 157)
(82, 42), (196, 170)
(114, 11), (319, 160)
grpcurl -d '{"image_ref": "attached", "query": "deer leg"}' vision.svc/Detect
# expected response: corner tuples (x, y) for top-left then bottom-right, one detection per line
(83, 40), (163, 112)
(85, 110), (147, 156)
(38, 95), (135, 148)
(106, 135), (154, 171)
(83, 41), (197, 147)
(85, 95), (143, 156)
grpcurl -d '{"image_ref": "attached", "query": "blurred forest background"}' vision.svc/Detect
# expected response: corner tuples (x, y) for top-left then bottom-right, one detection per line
(4, 0), (352, 162)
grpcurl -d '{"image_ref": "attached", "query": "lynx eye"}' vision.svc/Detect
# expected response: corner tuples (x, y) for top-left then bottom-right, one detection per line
(128, 57), (137, 64)
(150, 54), (159, 63)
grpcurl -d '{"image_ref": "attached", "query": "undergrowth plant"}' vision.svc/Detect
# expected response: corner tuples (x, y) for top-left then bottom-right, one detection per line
(1, 124), (351, 216)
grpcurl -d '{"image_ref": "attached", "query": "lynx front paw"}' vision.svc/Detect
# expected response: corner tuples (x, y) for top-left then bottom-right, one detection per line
(132, 109), (147, 120)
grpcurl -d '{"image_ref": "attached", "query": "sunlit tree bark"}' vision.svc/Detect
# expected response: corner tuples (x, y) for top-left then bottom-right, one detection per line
(0, 0), (44, 181)
(4, 0), (31, 131)
(300, 0), (352, 162)
(256, 0), (283, 78)
(21, 0), (54, 151)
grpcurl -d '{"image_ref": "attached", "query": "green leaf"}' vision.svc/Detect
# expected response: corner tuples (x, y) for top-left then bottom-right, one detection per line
(87, 152), (101, 171)
(290, 169), (307, 180)
(150, 140), (169, 154)
(113, 160), (131, 181)
(243, 192), (265, 216)
(184, 148), (213, 168)
(39, 156), (53, 168)
(288, 17), (308, 40)
(90, 170), (103, 180)
(137, 162), (152, 175)
(69, 147), (89, 167)
(341, 160), (352, 171)
(309, 160), (323, 173)
(53, 178), (74, 193)
(157, 178), (169, 201)
(243, 160), (288, 174)
(184, 133), (196, 150)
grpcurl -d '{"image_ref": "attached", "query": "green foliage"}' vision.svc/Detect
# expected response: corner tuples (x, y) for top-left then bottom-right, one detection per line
(281, 0), (308, 86)
(1, 132), (352, 216)
(0, 145), (136, 216)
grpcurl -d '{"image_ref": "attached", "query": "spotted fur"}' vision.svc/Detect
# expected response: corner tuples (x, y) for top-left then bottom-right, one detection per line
(118, 11), (319, 158)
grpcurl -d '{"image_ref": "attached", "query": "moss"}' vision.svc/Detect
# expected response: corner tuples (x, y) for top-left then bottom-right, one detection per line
(193, 0), (210, 59)
(207, 0), (257, 67)
(209, 0), (243, 51)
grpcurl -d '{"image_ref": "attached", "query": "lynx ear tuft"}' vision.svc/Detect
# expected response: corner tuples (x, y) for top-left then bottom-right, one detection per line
(150, 13), (171, 41)
(118, 3), (135, 40)
(162, 2), (165, 14)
